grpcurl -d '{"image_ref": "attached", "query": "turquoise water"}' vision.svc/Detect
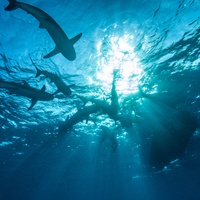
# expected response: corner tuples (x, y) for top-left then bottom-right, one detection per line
(0, 0), (200, 199)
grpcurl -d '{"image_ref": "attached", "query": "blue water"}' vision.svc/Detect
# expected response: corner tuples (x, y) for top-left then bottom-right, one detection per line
(0, 0), (200, 199)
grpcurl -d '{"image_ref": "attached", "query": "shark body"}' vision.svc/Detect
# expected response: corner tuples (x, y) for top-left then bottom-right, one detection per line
(59, 104), (99, 133)
(0, 79), (54, 110)
(35, 66), (74, 96)
(77, 71), (119, 120)
(5, 0), (82, 61)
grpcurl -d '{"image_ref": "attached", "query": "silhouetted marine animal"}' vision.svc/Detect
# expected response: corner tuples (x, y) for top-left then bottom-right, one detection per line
(59, 104), (99, 133)
(34, 66), (75, 96)
(77, 70), (120, 120)
(70, 71), (135, 129)
(0, 79), (54, 111)
(5, 0), (82, 61)
(100, 126), (118, 153)
(149, 110), (198, 169)
(59, 70), (136, 132)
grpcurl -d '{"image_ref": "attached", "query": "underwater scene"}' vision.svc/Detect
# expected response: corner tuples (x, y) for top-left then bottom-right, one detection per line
(0, 0), (200, 199)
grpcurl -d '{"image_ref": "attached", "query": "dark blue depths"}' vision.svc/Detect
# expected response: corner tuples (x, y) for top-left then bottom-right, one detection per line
(1, 0), (200, 200)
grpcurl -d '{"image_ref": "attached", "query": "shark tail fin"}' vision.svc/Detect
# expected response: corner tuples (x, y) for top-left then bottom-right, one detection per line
(70, 33), (82, 45)
(5, 0), (18, 11)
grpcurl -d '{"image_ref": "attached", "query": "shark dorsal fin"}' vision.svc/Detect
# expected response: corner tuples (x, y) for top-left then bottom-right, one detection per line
(28, 99), (37, 111)
(22, 80), (30, 87)
(70, 33), (82, 45)
(41, 85), (46, 92)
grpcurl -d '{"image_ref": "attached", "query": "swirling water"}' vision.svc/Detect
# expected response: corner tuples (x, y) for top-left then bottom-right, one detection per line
(0, 0), (200, 199)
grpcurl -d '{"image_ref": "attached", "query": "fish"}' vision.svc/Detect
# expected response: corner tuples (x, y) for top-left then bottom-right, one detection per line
(77, 71), (119, 119)
(0, 79), (54, 110)
(35, 65), (75, 96)
(59, 104), (99, 133)
(149, 110), (198, 169)
(5, 0), (82, 61)
(100, 126), (118, 153)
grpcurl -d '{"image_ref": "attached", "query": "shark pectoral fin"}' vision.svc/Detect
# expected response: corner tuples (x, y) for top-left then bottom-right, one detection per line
(43, 46), (60, 58)
(28, 99), (38, 111)
(70, 33), (82, 45)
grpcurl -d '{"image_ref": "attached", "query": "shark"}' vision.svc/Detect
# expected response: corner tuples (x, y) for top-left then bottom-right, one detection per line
(100, 126), (118, 153)
(149, 110), (198, 169)
(59, 104), (99, 133)
(5, 0), (82, 61)
(77, 70), (119, 120)
(76, 71), (135, 128)
(0, 79), (54, 110)
(34, 65), (75, 96)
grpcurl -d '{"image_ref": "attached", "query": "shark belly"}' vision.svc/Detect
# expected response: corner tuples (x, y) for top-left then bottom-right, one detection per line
(43, 22), (76, 60)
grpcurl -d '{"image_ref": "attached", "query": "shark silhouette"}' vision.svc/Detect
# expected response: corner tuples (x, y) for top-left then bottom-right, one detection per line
(5, 0), (82, 61)
(75, 71), (135, 128)
(59, 104), (99, 133)
(77, 70), (119, 120)
(34, 66), (75, 96)
(0, 79), (54, 110)
(30, 56), (75, 95)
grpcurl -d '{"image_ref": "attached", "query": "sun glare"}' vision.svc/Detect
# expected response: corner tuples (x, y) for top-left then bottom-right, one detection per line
(96, 34), (143, 94)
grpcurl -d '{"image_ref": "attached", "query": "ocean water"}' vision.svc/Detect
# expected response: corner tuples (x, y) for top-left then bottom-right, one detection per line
(0, 0), (200, 199)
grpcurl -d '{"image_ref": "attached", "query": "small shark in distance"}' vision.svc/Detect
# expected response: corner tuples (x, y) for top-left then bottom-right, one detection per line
(100, 126), (118, 153)
(5, 0), (82, 61)
(30, 56), (75, 96)
(0, 79), (54, 111)
(76, 71), (135, 128)
(77, 70), (119, 120)
(35, 66), (75, 96)
(59, 104), (100, 133)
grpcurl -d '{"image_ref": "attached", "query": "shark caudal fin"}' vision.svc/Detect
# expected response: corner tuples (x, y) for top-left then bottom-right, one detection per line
(70, 33), (82, 45)
(5, 0), (18, 11)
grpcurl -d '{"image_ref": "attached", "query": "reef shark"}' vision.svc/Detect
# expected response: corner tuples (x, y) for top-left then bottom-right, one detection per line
(34, 66), (75, 96)
(75, 71), (135, 128)
(0, 79), (54, 110)
(59, 104), (99, 133)
(77, 70), (119, 120)
(5, 0), (82, 61)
